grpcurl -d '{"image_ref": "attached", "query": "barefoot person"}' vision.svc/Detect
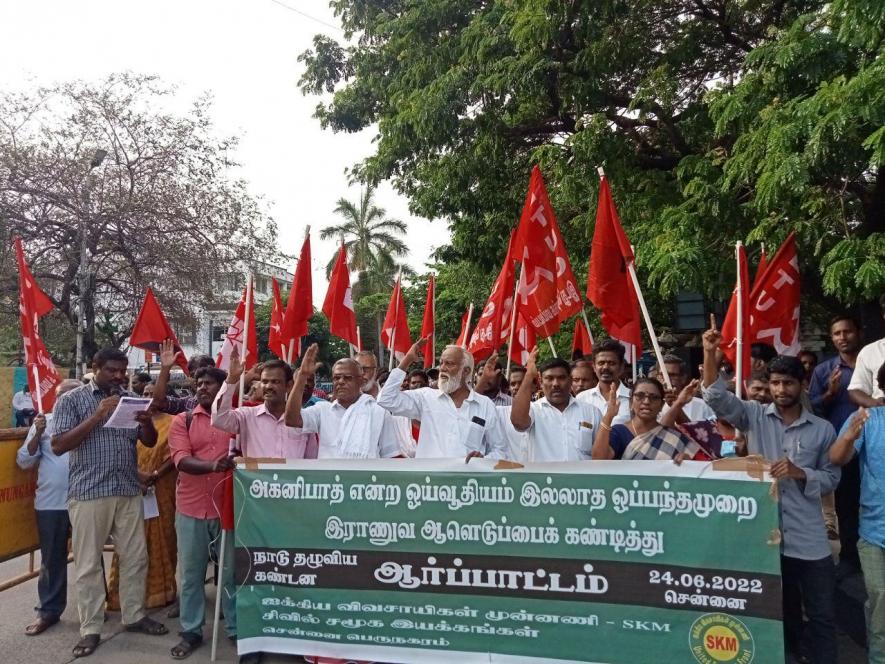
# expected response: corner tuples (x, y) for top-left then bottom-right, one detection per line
(51, 348), (167, 658)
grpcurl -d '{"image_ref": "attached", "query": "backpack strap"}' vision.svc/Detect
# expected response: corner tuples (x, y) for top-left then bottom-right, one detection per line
(185, 410), (194, 432)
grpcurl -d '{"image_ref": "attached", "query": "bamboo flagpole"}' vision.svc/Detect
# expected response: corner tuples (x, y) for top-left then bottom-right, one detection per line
(212, 272), (252, 662)
(505, 264), (522, 375)
(580, 308), (595, 346)
(31, 366), (43, 415)
(460, 302), (474, 350)
(625, 264), (671, 389)
(735, 241), (744, 400)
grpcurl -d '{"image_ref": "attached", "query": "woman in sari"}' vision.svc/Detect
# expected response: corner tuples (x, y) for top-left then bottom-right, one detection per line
(107, 385), (178, 610)
(592, 377), (707, 461)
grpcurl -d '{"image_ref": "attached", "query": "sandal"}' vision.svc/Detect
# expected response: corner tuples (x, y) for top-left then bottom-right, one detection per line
(124, 616), (169, 635)
(72, 634), (100, 658)
(171, 633), (203, 660)
(25, 615), (59, 636)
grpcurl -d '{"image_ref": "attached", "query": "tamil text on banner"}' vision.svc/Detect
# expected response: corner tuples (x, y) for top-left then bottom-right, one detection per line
(232, 459), (782, 664)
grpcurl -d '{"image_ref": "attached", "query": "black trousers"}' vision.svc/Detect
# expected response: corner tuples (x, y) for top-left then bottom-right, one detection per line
(35, 509), (70, 619)
(781, 554), (837, 664)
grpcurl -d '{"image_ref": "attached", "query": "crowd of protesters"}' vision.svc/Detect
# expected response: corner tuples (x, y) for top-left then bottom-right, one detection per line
(12, 294), (885, 663)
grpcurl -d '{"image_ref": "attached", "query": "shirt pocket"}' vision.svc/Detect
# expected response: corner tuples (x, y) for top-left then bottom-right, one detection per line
(465, 419), (486, 453)
(576, 422), (595, 456)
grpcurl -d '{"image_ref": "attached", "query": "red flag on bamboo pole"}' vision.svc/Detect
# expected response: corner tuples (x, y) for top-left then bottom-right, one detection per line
(380, 276), (412, 360)
(509, 309), (536, 367)
(322, 243), (358, 347)
(750, 232), (800, 355)
(129, 287), (189, 374)
(586, 175), (643, 353)
(469, 233), (517, 362)
(751, 246), (769, 293)
(268, 277), (287, 360)
(282, 232), (312, 362)
(455, 304), (474, 348)
(216, 281), (258, 371)
(720, 243), (751, 389)
(15, 238), (62, 412)
(571, 318), (593, 359)
(420, 276), (435, 368)
(512, 166), (583, 338)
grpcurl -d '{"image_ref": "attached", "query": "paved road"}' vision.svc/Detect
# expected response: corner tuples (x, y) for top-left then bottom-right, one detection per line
(0, 553), (869, 663)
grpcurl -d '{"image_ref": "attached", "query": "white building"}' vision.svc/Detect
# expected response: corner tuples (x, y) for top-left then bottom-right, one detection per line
(126, 261), (293, 370)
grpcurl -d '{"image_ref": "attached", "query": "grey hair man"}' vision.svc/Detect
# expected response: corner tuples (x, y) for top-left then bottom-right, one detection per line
(378, 340), (507, 461)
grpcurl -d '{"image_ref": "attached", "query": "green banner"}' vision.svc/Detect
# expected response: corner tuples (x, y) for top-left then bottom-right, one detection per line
(233, 459), (782, 663)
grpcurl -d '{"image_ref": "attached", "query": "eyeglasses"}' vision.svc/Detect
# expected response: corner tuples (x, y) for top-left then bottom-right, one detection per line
(632, 392), (663, 403)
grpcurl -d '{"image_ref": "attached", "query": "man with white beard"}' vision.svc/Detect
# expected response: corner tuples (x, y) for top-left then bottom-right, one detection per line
(378, 339), (508, 460)
(355, 350), (415, 457)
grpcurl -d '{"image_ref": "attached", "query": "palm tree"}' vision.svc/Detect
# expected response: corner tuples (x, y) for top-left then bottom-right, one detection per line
(321, 185), (411, 294)
(321, 185), (413, 364)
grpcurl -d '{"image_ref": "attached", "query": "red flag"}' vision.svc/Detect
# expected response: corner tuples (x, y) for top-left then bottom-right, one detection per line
(420, 276), (435, 368)
(216, 281), (258, 370)
(468, 233), (517, 361)
(282, 233), (312, 361)
(720, 244), (751, 384)
(268, 277), (287, 360)
(751, 247), (769, 293)
(512, 166), (583, 338)
(571, 318), (593, 359)
(586, 175), (643, 353)
(750, 232), (800, 355)
(129, 287), (189, 374)
(509, 309), (536, 367)
(322, 243), (358, 347)
(381, 277), (412, 359)
(15, 238), (62, 411)
(455, 305), (473, 347)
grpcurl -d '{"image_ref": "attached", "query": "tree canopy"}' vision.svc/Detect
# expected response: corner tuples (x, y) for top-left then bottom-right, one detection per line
(0, 73), (280, 363)
(299, 0), (884, 325)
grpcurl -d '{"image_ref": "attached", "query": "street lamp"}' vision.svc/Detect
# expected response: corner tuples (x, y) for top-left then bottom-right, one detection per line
(74, 148), (107, 378)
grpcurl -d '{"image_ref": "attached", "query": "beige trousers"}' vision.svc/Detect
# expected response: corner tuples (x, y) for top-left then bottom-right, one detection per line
(69, 495), (147, 636)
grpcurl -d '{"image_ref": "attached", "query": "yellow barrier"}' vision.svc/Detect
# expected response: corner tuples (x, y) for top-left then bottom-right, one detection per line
(0, 427), (39, 563)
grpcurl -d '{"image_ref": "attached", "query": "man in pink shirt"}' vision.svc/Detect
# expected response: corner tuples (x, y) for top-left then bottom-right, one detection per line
(211, 350), (316, 459)
(168, 367), (236, 660)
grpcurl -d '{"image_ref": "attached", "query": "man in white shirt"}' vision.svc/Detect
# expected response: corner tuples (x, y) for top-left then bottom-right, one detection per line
(355, 349), (415, 457)
(285, 345), (401, 459)
(13, 385), (36, 427)
(378, 339), (508, 460)
(511, 349), (602, 462)
(849, 295), (885, 408)
(576, 339), (631, 425)
(654, 354), (716, 422)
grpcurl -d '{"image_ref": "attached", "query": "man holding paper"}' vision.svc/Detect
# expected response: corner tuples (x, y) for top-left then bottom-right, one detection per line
(51, 348), (166, 659)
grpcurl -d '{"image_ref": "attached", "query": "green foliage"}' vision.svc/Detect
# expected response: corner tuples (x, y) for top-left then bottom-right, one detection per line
(299, 0), (885, 327)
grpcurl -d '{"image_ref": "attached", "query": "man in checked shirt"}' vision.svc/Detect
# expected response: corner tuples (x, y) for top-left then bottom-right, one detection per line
(52, 348), (167, 658)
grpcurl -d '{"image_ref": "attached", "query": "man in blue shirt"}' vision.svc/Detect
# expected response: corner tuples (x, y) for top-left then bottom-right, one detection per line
(702, 316), (840, 664)
(830, 361), (885, 663)
(16, 379), (81, 637)
(810, 314), (862, 568)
